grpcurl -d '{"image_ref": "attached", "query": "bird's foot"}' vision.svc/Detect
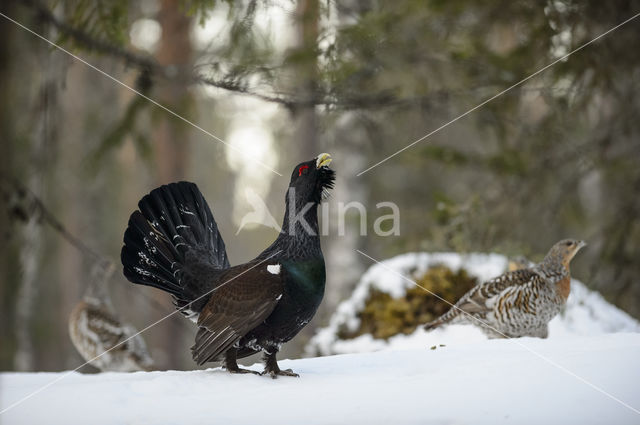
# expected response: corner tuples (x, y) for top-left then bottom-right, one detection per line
(227, 366), (260, 375)
(261, 350), (299, 378)
(261, 368), (299, 379)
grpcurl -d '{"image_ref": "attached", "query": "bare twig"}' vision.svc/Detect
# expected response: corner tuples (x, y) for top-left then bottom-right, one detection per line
(0, 172), (191, 330)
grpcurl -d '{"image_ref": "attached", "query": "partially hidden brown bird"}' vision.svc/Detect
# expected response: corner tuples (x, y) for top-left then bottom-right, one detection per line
(424, 239), (586, 338)
(68, 263), (154, 372)
(69, 297), (154, 372)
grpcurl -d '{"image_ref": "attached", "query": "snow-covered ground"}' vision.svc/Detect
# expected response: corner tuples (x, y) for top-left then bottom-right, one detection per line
(1, 333), (639, 424)
(307, 252), (640, 355)
(2, 252), (639, 424)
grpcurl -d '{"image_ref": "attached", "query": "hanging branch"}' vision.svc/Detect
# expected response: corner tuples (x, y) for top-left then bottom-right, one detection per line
(2, 175), (105, 263)
(0, 172), (191, 331)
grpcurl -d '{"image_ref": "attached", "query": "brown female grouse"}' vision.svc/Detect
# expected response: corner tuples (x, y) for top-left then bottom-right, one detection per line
(424, 239), (586, 338)
(121, 153), (334, 377)
(69, 296), (154, 372)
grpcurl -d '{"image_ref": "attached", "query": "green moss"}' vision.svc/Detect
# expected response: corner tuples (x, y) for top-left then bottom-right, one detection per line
(338, 266), (477, 340)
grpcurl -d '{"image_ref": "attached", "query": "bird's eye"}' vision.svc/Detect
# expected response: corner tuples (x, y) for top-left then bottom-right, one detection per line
(298, 165), (309, 176)
(566, 242), (573, 246)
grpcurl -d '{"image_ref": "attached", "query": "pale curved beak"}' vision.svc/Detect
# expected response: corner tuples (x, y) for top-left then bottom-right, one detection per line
(578, 240), (587, 249)
(316, 153), (332, 168)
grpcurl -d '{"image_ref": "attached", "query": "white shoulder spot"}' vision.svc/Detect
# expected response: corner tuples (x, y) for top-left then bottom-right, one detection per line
(267, 264), (281, 275)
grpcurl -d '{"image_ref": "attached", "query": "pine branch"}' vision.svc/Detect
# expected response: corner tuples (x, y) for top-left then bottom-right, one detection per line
(17, 0), (443, 110)
(24, 0), (155, 70)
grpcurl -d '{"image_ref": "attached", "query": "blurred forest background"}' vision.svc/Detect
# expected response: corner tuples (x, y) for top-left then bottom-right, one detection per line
(1, 0), (639, 372)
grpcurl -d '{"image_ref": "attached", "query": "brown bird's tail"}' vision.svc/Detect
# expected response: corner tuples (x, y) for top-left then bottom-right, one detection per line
(423, 318), (444, 331)
(424, 307), (460, 331)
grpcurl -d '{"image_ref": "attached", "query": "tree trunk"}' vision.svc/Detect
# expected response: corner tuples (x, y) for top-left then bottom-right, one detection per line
(154, 0), (193, 184)
(0, 1), (19, 370)
(293, 0), (320, 159)
(279, 0), (321, 357)
(152, 0), (193, 369)
(14, 32), (60, 371)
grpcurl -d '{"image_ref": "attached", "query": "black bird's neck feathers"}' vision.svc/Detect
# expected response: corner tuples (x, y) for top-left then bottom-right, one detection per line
(259, 165), (334, 262)
(260, 194), (322, 261)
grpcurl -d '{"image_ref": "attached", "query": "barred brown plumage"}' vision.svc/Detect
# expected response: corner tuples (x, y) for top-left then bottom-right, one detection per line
(424, 239), (586, 338)
(68, 297), (154, 372)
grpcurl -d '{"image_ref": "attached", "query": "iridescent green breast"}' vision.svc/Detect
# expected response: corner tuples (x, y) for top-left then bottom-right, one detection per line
(263, 258), (325, 332)
(281, 258), (326, 304)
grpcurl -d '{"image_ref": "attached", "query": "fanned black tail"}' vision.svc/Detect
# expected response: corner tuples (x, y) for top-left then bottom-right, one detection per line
(121, 182), (229, 314)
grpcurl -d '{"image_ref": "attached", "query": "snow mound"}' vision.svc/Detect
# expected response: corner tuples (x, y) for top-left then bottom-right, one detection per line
(2, 334), (640, 424)
(308, 252), (640, 356)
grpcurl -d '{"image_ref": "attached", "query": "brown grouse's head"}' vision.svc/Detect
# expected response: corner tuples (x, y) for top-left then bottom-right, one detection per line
(546, 239), (587, 267)
(287, 153), (335, 205)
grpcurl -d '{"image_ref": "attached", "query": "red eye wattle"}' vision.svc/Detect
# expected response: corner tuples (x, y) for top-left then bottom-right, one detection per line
(298, 165), (309, 176)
